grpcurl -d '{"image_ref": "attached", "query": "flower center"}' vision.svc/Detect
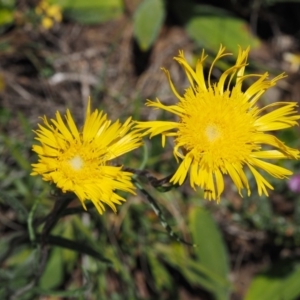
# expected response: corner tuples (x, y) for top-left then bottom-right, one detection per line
(205, 124), (220, 142)
(55, 142), (106, 183)
(69, 155), (84, 171)
(176, 87), (258, 168)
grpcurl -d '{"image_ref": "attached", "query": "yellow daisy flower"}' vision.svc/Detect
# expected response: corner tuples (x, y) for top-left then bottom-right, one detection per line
(35, 0), (62, 29)
(31, 100), (142, 214)
(136, 46), (300, 201)
(41, 17), (53, 29)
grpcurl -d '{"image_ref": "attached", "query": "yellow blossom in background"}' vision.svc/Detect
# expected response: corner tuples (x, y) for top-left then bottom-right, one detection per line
(136, 46), (300, 201)
(41, 17), (53, 29)
(35, 0), (62, 29)
(31, 100), (142, 214)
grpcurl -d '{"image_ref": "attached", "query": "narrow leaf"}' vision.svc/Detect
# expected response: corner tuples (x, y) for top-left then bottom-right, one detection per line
(147, 251), (172, 291)
(135, 181), (193, 246)
(38, 234), (111, 265)
(33, 286), (87, 297)
(0, 192), (28, 221)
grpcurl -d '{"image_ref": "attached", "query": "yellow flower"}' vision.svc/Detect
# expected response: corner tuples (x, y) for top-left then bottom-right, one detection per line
(41, 17), (53, 29)
(35, 0), (62, 29)
(31, 100), (142, 214)
(136, 46), (300, 201)
(46, 4), (62, 22)
(35, 0), (49, 14)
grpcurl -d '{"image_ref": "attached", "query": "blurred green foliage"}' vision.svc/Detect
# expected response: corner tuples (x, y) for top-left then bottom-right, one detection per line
(0, 0), (14, 28)
(55, 0), (123, 24)
(245, 259), (300, 300)
(1, 105), (300, 298)
(0, 107), (232, 299)
(1, 0), (300, 299)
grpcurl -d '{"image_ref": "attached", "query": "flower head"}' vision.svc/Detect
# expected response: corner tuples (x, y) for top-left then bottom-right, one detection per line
(288, 174), (300, 193)
(31, 100), (142, 214)
(136, 46), (300, 200)
(35, 0), (62, 29)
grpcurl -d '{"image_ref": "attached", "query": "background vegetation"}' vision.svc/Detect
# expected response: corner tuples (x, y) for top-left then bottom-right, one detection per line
(1, 0), (300, 299)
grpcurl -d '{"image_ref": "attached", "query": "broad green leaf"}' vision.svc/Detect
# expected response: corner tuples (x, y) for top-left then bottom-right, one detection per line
(186, 13), (260, 55)
(0, 8), (13, 26)
(245, 260), (300, 300)
(39, 247), (64, 289)
(55, 0), (123, 24)
(189, 206), (230, 300)
(0, 0), (15, 8)
(155, 243), (229, 295)
(133, 0), (165, 51)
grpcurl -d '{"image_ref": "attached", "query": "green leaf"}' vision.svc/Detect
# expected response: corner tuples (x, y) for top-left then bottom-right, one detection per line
(0, 8), (14, 27)
(0, 192), (28, 221)
(155, 243), (229, 295)
(147, 251), (172, 291)
(55, 0), (123, 24)
(133, 0), (165, 51)
(39, 247), (64, 289)
(2, 135), (31, 171)
(71, 215), (101, 247)
(245, 259), (300, 300)
(41, 234), (112, 265)
(189, 206), (230, 300)
(0, 248), (40, 299)
(33, 286), (87, 297)
(17, 113), (34, 141)
(0, 268), (14, 280)
(0, 232), (27, 264)
(0, 0), (15, 9)
(186, 8), (260, 55)
(5, 247), (32, 268)
(60, 219), (78, 272)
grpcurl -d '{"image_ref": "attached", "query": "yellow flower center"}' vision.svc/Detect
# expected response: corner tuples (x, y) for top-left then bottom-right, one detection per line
(205, 124), (220, 142)
(56, 142), (106, 182)
(69, 155), (84, 171)
(176, 86), (259, 169)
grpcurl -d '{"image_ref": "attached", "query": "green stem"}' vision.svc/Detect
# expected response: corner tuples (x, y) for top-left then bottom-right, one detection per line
(41, 191), (74, 246)
(27, 197), (40, 243)
(134, 180), (195, 247)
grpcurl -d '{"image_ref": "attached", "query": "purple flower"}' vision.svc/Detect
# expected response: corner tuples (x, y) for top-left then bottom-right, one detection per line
(288, 174), (300, 193)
